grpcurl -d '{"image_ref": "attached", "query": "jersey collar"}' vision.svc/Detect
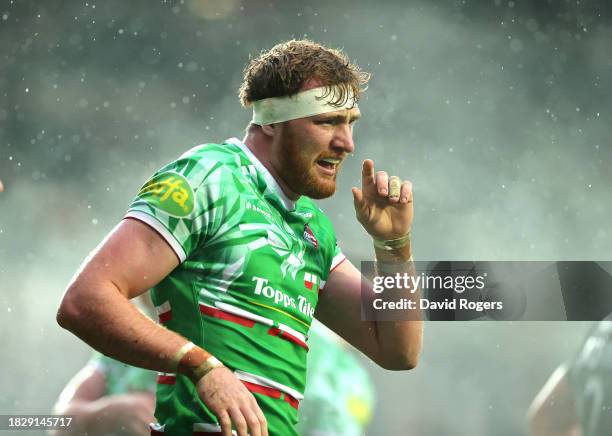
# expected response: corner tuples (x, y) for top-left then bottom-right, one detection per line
(225, 137), (297, 211)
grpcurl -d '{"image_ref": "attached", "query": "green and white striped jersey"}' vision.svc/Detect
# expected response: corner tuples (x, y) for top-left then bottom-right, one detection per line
(125, 138), (345, 435)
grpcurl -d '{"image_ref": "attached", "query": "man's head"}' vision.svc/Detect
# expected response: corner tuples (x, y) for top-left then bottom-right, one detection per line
(239, 39), (369, 110)
(239, 40), (370, 199)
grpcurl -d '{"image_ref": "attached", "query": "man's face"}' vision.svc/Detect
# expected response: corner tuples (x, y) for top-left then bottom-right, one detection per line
(273, 107), (360, 199)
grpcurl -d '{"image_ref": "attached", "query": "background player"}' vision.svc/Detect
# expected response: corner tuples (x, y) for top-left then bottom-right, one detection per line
(529, 314), (612, 436)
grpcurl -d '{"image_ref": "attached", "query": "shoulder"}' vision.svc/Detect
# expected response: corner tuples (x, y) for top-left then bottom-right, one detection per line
(164, 142), (248, 185)
(138, 142), (252, 203)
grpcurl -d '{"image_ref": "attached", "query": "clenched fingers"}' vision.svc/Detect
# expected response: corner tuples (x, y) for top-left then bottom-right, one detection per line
(374, 171), (412, 204)
(198, 367), (268, 436)
(217, 398), (267, 436)
(375, 171), (389, 195)
(400, 181), (413, 204)
(388, 176), (401, 202)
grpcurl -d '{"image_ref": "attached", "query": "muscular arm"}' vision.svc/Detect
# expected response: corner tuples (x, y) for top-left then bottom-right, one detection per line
(57, 218), (268, 436)
(316, 248), (423, 370)
(317, 159), (423, 370)
(56, 218), (185, 373)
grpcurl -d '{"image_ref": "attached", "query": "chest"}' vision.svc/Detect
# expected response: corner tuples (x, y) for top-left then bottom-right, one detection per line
(200, 194), (331, 323)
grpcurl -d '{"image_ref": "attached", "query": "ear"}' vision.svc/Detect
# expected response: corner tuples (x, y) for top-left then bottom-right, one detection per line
(261, 123), (276, 137)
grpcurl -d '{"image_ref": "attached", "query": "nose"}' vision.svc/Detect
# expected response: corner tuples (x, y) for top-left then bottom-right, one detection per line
(331, 124), (355, 154)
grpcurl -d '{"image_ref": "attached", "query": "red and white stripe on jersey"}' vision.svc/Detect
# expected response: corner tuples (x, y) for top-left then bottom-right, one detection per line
(330, 251), (346, 273)
(217, 301), (308, 346)
(156, 372), (176, 385)
(155, 301), (172, 323)
(235, 369), (303, 409)
(199, 302), (309, 350)
(216, 301), (273, 326)
(267, 326), (308, 350)
(199, 303), (255, 328)
(270, 326), (309, 349)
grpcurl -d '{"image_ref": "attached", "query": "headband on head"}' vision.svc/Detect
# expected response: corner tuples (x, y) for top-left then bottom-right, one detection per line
(251, 86), (357, 125)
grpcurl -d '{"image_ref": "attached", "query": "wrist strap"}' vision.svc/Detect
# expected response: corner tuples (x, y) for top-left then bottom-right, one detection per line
(189, 356), (224, 384)
(172, 342), (196, 366)
(174, 342), (224, 384)
(373, 232), (411, 251)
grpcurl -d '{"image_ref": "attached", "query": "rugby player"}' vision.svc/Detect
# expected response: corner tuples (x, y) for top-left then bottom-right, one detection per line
(57, 39), (422, 435)
(529, 314), (612, 436)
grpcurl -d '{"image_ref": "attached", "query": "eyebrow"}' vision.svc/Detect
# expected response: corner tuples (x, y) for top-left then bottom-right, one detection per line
(316, 113), (361, 123)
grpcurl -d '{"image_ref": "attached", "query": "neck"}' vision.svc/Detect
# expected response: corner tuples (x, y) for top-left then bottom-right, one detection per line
(242, 129), (300, 201)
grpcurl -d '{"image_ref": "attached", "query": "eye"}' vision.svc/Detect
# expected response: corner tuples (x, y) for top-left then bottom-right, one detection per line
(316, 119), (337, 125)
(317, 116), (345, 125)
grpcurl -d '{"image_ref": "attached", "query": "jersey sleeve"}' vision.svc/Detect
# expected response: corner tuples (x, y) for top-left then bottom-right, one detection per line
(125, 156), (238, 262)
(330, 242), (346, 274)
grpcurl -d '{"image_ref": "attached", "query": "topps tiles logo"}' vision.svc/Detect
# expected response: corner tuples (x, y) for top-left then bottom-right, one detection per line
(251, 273), (318, 318)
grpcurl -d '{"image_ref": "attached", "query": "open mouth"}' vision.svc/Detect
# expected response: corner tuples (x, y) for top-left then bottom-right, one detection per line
(316, 157), (341, 174)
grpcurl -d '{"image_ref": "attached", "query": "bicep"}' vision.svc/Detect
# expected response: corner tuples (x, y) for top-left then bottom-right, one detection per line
(71, 218), (180, 299)
(315, 259), (381, 362)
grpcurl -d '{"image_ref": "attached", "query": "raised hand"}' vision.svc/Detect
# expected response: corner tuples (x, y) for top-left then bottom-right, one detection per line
(351, 159), (413, 241)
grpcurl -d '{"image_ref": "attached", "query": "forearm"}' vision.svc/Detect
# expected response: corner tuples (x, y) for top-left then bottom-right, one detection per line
(372, 242), (423, 369)
(57, 279), (186, 374)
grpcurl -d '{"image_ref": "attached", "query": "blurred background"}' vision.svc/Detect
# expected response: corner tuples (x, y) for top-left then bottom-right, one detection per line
(1, 0), (610, 434)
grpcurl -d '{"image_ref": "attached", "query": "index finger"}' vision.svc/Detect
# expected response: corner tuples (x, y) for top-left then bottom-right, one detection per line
(361, 159), (375, 189)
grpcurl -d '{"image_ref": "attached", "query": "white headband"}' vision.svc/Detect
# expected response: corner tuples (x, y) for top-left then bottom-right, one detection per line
(251, 86), (357, 125)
